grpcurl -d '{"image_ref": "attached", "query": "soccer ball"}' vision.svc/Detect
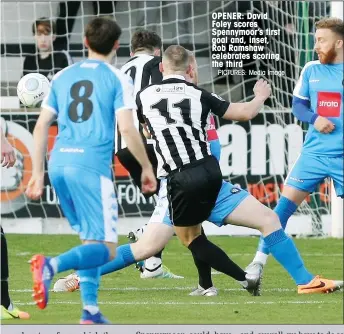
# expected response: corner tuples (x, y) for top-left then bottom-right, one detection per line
(17, 73), (50, 108)
(53, 274), (80, 292)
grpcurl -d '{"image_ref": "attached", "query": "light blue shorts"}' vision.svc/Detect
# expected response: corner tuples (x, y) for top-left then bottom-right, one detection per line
(49, 166), (118, 242)
(207, 181), (250, 226)
(285, 153), (343, 197)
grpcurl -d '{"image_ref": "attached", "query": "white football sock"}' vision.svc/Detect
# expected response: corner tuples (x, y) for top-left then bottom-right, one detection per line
(84, 305), (99, 315)
(253, 251), (268, 265)
(49, 258), (58, 274)
(7, 302), (13, 311)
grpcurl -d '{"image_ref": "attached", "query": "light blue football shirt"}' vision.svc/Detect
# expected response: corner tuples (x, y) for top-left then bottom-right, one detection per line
(293, 60), (343, 156)
(42, 59), (136, 177)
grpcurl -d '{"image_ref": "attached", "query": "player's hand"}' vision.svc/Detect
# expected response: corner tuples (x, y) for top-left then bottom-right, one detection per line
(314, 116), (335, 134)
(1, 138), (16, 168)
(253, 79), (271, 102)
(141, 166), (157, 195)
(25, 174), (44, 200)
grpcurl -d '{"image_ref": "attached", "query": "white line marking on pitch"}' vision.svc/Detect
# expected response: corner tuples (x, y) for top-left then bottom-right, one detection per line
(12, 300), (342, 306)
(9, 286), (340, 293)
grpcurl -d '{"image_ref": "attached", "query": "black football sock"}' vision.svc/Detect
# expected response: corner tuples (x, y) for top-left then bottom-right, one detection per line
(188, 234), (246, 282)
(152, 248), (164, 260)
(191, 227), (213, 289)
(1, 227), (11, 309)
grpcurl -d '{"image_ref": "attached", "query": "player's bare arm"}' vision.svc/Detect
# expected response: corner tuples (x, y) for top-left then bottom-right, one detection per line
(1, 128), (16, 168)
(26, 108), (56, 200)
(117, 109), (157, 194)
(222, 79), (271, 121)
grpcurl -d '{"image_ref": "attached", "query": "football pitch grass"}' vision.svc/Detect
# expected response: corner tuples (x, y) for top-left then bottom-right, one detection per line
(3, 234), (343, 324)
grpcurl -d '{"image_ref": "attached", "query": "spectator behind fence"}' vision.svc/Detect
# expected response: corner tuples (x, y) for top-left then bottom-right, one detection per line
(23, 17), (73, 81)
(54, 2), (117, 51)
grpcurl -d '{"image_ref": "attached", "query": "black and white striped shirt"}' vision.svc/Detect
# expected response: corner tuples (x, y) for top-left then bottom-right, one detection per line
(136, 75), (230, 177)
(115, 54), (162, 153)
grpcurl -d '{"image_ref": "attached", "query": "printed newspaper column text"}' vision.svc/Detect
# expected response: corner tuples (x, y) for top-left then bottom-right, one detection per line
(211, 12), (281, 76)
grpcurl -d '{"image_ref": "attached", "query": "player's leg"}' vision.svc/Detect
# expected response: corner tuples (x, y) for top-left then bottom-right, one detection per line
(328, 155), (344, 199)
(250, 154), (329, 267)
(215, 184), (343, 293)
(117, 145), (169, 276)
(100, 179), (181, 277)
(53, 221), (175, 292)
(170, 156), (262, 296)
(188, 226), (218, 296)
(1, 227), (30, 320)
(187, 138), (221, 295)
(30, 167), (116, 322)
(140, 139), (221, 281)
(100, 222), (174, 276)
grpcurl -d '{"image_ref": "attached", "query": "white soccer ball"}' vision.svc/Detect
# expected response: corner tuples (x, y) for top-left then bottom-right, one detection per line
(53, 274), (80, 292)
(17, 73), (50, 108)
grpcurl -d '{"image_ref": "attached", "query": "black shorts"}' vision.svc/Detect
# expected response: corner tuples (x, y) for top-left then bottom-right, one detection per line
(116, 144), (160, 197)
(166, 155), (223, 227)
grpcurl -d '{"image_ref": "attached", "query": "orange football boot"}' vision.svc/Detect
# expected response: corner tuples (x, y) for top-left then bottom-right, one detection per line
(298, 275), (343, 294)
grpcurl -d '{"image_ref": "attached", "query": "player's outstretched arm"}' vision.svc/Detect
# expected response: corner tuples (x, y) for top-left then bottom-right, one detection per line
(222, 79), (271, 122)
(117, 109), (157, 194)
(1, 128), (16, 168)
(26, 108), (56, 200)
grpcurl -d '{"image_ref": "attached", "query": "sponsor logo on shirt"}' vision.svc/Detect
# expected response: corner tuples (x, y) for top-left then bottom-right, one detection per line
(157, 85), (185, 94)
(317, 92), (341, 117)
(59, 148), (85, 153)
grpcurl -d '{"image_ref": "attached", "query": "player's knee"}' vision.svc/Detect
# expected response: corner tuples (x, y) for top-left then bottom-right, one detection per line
(260, 210), (281, 234)
(179, 234), (201, 247)
(105, 243), (117, 260)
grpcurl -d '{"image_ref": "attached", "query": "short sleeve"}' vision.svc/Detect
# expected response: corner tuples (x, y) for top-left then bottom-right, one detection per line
(41, 82), (58, 114)
(201, 90), (230, 117)
(293, 64), (311, 100)
(114, 73), (137, 113)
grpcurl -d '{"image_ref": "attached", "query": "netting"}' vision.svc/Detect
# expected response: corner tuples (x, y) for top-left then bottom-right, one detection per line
(0, 1), (333, 235)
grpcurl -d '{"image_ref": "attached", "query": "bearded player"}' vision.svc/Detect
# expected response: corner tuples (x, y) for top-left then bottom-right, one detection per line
(247, 17), (344, 283)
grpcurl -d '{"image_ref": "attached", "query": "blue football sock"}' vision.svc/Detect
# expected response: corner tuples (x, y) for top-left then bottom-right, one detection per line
(78, 267), (100, 312)
(264, 229), (314, 285)
(258, 196), (298, 255)
(100, 244), (135, 276)
(52, 243), (110, 273)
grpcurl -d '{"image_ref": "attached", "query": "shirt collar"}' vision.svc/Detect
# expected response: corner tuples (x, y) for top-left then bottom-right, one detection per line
(163, 74), (186, 81)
